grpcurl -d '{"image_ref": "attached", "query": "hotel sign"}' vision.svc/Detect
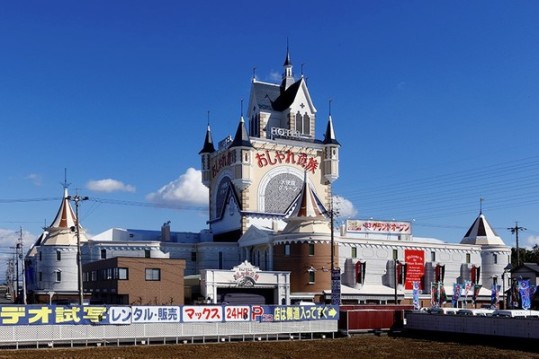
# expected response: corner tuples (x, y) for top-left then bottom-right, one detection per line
(255, 149), (319, 173)
(233, 261), (260, 287)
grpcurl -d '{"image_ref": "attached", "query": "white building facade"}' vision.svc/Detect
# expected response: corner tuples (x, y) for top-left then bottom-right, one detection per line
(25, 49), (511, 306)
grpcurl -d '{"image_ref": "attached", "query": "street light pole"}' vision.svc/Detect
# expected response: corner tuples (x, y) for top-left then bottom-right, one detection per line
(68, 194), (88, 305)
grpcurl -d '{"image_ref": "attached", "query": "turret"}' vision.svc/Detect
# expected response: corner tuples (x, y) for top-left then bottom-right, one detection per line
(322, 112), (340, 184)
(199, 124), (215, 188)
(229, 115), (253, 191)
(281, 46), (295, 92)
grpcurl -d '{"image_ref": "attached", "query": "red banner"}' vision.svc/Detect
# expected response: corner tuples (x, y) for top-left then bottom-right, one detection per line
(404, 249), (425, 290)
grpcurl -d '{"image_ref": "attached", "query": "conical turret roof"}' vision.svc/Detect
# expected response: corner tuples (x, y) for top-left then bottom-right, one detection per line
(199, 124), (216, 154)
(323, 114), (340, 145)
(460, 213), (505, 246)
(230, 116), (253, 148)
(41, 188), (89, 246)
(282, 172), (330, 234)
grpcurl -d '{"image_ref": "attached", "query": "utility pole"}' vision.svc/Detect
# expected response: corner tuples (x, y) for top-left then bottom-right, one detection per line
(16, 227), (27, 304)
(508, 222), (526, 267)
(329, 193), (340, 305)
(67, 194), (88, 305)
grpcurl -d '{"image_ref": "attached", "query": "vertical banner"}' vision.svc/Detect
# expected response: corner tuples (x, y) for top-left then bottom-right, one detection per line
(404, 250), (424, 290)
(331, 269), (341, 305)
(490, 284), (500, 308)
(452, 283), (461, 308)
(430, 282), (438, 307)
(519, 280), (531, 310)
(510, 281), (520, 308)
(412, 281), (420, 310)
(472, 284), (482, 304)
(463, 280), (472, 305)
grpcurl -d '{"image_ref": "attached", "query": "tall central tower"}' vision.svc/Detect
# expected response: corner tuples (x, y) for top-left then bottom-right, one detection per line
(200, 49), (340, 242)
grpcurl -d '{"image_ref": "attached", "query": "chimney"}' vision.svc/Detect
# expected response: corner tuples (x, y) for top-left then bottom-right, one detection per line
(161, 221), (171, 242)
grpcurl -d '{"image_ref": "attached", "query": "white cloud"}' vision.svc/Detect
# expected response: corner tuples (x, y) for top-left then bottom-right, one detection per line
(269, 70), (281, 82)
(333, 195), (358, 219)
(0, 228), (36, 277)
(86, 178), (136, 193)
(524, 235), (539, 249)
(146, 168), (208, 207)
(25, 173), (42, 186)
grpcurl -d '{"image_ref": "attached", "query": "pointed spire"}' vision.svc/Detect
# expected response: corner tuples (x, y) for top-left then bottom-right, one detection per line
(49, 187), (78, 230)
(283, 40), (292, 66)
(291, 172), (325, 218)
(323, 100), (340, 145)
(231, 100), (253, 148)
(460, 212), (505, 246)
(281, 40), (295, 91)
(199, 111), (215, 154)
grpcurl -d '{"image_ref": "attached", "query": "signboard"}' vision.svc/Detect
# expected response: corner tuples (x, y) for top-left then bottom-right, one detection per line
(182, 305), (223, 322)
(346, 219), (412, 235)
(0, 304), (339, 326)
(404, 249), (425, 290)
(331, 269), (341, 305)
(0, 305), (107, 325)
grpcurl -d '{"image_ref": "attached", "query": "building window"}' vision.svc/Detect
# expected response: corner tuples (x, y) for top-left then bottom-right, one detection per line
(145, 249), (151, 258)
(38, 272), (42, 282)
(56, 271), (62, 282)
(191, 251), (197, 262)
(351, 247), (357, 258)
(308, 243), (315, 256)
(284, 244), (290, 256)
(295, 112), (310, 135)
(56, 250), (61, 261)
(145, 268), (161, 281)
(392, 249), (398, 260)
(431, 251), (436, 262)
(308, 271), (315, 284)
(118, 268), (128, 280)
(219, 252), (223, 269)
(493, 253), (498, 264)
(91, 271), (97, 281)
(106, 268), (113, 280)
(466, 253), (471, 264)
(39, 252), (42, 261)
(100, 249), (106, 259)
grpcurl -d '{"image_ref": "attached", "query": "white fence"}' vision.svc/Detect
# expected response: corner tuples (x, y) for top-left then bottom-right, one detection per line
(0, 321), (338, 348)
(0, 305), (339, 349)
(405, 311), (539, 340)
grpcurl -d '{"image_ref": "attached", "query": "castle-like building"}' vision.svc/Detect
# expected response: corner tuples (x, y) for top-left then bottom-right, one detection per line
(25, 49), (511, 307)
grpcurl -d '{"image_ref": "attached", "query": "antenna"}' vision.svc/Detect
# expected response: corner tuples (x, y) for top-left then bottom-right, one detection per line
(479, 197), (484, 214)
(207, 110), (210, 126)
(62, 168), (71, 189)
(240, 99), (244, 117)
(252, 67), (256, 80)
(329, 99), (333, 116)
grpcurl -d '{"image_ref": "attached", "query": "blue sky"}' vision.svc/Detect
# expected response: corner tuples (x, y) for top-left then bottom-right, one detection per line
(2, 1), (539, 269)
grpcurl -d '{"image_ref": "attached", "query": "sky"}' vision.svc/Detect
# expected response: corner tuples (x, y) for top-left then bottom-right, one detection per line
(2, 1), (539, 276)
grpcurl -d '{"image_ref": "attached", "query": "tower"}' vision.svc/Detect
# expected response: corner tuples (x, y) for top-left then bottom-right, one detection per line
(200, 48), (340, 244)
